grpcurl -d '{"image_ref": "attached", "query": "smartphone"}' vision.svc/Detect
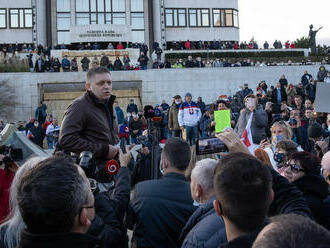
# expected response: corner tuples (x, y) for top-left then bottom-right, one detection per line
(196, 137), (228, 155)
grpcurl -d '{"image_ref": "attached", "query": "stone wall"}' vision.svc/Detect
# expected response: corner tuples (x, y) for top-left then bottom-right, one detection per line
(0, 64), (327, 122)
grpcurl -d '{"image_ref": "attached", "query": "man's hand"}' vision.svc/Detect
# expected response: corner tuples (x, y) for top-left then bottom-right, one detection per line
(216, 129), (250, 155)
(107, 145), (120, 160)
(140, 147), (150, 156)
(119, 145), (134, 167)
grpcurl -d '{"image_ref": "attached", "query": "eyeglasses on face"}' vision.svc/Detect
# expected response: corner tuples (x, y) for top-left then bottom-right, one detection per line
(284, 162), (305, 173)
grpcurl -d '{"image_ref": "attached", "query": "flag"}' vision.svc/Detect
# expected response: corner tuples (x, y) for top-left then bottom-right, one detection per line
(27, 130), (32, 139)
(241, 112), (255, 154)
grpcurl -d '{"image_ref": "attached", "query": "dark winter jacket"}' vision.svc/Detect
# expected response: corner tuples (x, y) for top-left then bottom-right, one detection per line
(317, 66), (328, 82)
(59, 91), (119, 161)
(126, 103), (138, 114)
(81, 57), (90, 71)
(271, 87), (287, 104)
(197, 101), (206, 114)
(293, 174), (330, 230)
(18, 230), (101, 248)
(180, 196), (227, 248)
(87, 167), (131, 248)
(127, 172), (196, 248)
(29, 125), (44, 148)
(168, 103), (181, 131)
(301, 73), (313, 87)
(115, 106), (124, 125)
(114, 59), (123, 71)
(100, 56), (110, 67)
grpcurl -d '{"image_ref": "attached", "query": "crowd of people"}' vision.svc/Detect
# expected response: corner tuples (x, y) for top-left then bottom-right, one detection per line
(1, 66), (330, 248)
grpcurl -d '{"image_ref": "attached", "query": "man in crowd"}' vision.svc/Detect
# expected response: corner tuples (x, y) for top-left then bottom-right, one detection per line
(178, 93), (202, 145)
(301, 70), (313, 87)
(46, 118), (60, 149)
(114, 101), (124, 126)
(35, 101), (47, 124)
(129, 112), (143, 144)
(61, 55), (71, 72)
(16, 155), (98, 247)
(168, 95), (182, 137)
(59, 67), (119, 169)
(127, 99), (138, 114)
(271, 82), (287, 105)
(128, 138), (196, 248)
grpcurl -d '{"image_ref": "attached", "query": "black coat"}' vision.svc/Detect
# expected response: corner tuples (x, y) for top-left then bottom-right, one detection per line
(18, 230), (101, 248)
(87, 167), (131, 248)
(127, 172), (196, 248)
(293, 174), (330, 230)
(30, 126), (44, 148)
(180, 195), (227, 248)
(271, 88), (287, 104)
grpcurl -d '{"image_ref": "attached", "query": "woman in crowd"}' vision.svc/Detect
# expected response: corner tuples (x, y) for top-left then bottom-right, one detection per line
(280, 152), (330, 230)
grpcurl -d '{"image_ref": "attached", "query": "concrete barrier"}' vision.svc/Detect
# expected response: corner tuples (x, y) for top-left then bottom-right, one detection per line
(0, 64), (327, 122)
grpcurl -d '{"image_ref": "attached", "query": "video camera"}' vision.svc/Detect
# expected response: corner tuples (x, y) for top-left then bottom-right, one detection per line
(0, 145), (23, 169)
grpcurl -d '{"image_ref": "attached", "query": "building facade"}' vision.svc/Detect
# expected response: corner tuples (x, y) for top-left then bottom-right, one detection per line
(0, 0), (239, 49)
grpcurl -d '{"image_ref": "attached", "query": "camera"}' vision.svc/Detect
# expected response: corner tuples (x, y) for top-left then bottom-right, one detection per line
(196, 137), (228, 155)
(0, 145), (23, 169)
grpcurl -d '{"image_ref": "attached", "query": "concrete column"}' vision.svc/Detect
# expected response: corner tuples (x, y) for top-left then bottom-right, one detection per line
(50, 0), (57, 46)
(153, 0), (161, 47)
(126, 0), (131, 26)
(71, 0), (75, 26)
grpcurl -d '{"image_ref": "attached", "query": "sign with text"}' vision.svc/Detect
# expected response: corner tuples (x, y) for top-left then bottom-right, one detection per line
(70, 24), (132, 43)
(314, 83), (330, 113)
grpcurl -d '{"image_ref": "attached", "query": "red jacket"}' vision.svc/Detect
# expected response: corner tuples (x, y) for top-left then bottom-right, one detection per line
(117, 43), (124, 50)
(184, 41), (191, 49)
(290, 43), (296, 49)
(233, 43), (239, 49)
(285, 42), (290, 49)
(0, 169), (14, 223)
(42, 121), (52, 132)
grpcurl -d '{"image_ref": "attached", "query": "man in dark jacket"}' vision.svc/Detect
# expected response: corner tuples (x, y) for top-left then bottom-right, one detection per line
(59, 67), (119, 170)
(16, 155), (100, 248)
(114, 101), (124, 125)
(197, 97), (206, 114)
(168, 95), (182, 137)
(126, 99), (138, 114)
(137, 52), (149, 70)
(81, 55), (91, 72)
(271, 82), (287, 104)
(29, 120), (44, 148)
(61, 55), (71, 72)
(113, 57), (123, 71)
(34, 56), (45, 72)
(127, 138), (196, 248)
(100, 53), (110, 67)
(301, 70), (313, 87)
(212, 133), (311, 248)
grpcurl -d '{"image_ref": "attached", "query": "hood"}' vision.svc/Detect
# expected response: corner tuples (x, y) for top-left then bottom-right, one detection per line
(294, 174), (328, 200)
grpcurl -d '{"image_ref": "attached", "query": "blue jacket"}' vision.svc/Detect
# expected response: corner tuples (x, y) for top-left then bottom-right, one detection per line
(115, 106), (124, 125)
(180, 195), (227, 248)
(61, 58), (70, 69)
(128, 173), (196, 248)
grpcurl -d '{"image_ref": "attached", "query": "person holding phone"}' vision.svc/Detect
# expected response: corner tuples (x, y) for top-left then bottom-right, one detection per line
(234, 95), (268, 145)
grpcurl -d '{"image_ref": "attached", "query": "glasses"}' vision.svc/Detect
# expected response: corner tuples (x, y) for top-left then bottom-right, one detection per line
(284, 162), (305, 173)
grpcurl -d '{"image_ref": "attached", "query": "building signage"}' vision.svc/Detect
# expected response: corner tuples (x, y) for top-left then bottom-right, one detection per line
(70, 24), (132, 43)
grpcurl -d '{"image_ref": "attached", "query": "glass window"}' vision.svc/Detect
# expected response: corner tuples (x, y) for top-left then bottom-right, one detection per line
(9, 9), (19, 28)
(90, 0), (96, 12)
(57, 0), (70, 12)
(189, 9), (196, 26)
(113, 0), (125, 12)
(76, 13), (89, 25)
(165, 9), (173, 27)
(24, 9), (32, 28)
(97, 0), (105, 12)
(57, 13), (71, 30)
(131, 0), (143, 12)
(57, 31), (71, 44)
(189, 9), (209, 27)
(19, 10), (24, 27)
(91, 13), (97, 24)
(178, 9), (186, 26)
(76, 0), (89, 12)
(0, 9), (6, 28)
(131, 12), (144, 29)
(105, 0), (112, 12)
(213, 9), (221, 27)
(233, 10), (239, 27)
(105, 13), (111, 23)
(112, 13), (125, 24)
(225, 9), (233, 26)
(132, 30), (144, 43)
(201, 9), (209, 26)
(98, 13), (105, 24)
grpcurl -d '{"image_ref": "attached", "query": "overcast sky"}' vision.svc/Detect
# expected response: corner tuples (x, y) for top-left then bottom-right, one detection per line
(239, 0), (330, 46)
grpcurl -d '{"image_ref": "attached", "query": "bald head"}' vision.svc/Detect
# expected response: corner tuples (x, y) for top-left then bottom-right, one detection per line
(321, 151), (330, 186)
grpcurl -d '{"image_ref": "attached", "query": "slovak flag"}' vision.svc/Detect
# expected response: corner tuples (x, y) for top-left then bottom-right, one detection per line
(27, 130), (33, 139)
(241, 112), (254, 154)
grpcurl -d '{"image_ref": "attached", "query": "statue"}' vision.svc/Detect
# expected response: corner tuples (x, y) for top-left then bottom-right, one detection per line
(309, 24), (323, 55)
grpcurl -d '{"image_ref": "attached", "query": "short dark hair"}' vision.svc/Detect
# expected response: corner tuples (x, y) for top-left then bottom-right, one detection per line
(275, 140), (298, 156)
(214, 153), (273, 232)
(16, 155), (90, 234)
(289, 151), (321, 175)
(163, 137), (191, 171)
(252, 214), (330, 248)
(87, 66), (111, 81)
